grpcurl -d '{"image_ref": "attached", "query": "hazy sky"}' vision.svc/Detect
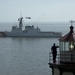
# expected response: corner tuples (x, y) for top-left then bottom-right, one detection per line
(0, 0), (75, 22)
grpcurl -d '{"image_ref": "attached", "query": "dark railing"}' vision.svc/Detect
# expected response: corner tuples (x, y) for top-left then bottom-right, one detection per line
(49, 52), (75, 64)
(60, 53), (75, 63)
(49, 52), (60, 64)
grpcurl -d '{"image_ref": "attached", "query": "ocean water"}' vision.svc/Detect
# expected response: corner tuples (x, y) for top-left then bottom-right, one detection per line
(0, 22), (74, 75)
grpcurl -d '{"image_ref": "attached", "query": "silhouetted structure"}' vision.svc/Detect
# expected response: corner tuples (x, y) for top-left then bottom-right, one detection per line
(49, 21), (75, 75)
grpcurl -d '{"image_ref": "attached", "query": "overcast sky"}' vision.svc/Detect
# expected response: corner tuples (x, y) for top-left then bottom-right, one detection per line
(0, 0), (75, 22)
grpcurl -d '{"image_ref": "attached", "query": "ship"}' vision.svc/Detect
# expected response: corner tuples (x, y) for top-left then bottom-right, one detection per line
(0, 17), (62, 37)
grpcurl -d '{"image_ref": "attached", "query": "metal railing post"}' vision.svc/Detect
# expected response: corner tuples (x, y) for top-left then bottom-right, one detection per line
(49, 52), (60, 63)
(71, 54), (73, 62)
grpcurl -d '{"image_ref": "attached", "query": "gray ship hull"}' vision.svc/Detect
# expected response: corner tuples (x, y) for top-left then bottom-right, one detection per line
(4, 31), (62, 38)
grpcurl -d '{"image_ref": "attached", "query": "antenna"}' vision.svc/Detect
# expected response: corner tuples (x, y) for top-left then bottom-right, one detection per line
(69, 20), (75, 26)
(20, 12), (22, 18)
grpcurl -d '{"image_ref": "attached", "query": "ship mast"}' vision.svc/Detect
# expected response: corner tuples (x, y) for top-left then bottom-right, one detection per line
(18, 13), (23, 30)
